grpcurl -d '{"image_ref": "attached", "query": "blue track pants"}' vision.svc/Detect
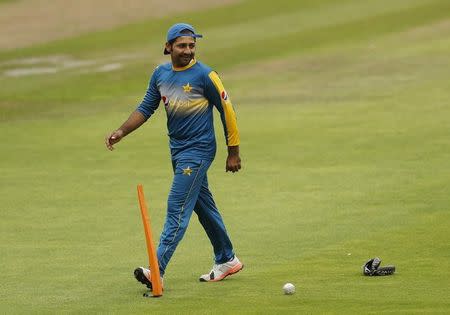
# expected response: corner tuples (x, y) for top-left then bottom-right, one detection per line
(156, 159), (234, 276)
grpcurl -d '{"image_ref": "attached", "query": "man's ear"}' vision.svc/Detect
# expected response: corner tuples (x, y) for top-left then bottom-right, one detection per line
(165, 42), (172, 54)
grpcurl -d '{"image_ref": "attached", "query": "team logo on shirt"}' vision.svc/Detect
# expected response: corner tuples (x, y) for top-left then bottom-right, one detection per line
(162, 96), (169, 107)
(182, 83), (192, 93)
(221, 90), (228, 101)
(220, 90), (228, 101)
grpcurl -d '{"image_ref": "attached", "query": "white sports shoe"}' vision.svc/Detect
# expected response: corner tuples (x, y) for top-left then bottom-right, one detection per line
(134, 267), (164, 290)
(199, 256), (244, 282)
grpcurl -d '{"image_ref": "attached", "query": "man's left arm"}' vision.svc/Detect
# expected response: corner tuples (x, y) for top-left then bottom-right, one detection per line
(205, 71), (241, 173)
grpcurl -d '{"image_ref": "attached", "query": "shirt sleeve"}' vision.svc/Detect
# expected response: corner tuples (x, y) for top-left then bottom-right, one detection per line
(136, 68), (161, 120)
(205, 71), (240, 146)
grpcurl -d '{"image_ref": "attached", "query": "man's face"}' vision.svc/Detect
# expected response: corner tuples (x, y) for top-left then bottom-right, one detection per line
(166, 36), (196, 67)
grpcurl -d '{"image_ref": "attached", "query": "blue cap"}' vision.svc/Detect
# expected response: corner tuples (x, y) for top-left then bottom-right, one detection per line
(163, 23), (203, 55)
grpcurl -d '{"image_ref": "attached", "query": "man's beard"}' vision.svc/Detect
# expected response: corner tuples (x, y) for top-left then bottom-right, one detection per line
(179, 54), (193, 66)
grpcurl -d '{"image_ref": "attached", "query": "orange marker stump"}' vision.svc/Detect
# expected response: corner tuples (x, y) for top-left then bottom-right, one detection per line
(137, 184), (163, 297)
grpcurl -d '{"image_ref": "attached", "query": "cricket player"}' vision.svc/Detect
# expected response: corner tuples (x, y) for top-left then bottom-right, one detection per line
(105, 23), (243, 288)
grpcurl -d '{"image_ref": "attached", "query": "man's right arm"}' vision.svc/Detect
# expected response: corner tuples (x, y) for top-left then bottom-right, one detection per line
(105, 111), (146, 151)
(105, 67), (161, 151)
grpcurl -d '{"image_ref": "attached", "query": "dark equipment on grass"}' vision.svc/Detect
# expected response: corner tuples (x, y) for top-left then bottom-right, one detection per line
(362, 257), (396, 276)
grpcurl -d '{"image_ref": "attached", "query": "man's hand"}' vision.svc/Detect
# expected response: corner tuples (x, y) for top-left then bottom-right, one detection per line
(105, 129), (124, 151)
(226, 145), (241, 173)
(105, 111), (147, 151)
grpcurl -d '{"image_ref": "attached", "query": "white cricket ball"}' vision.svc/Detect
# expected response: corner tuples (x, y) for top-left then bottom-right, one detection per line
(283, 283), (295, 295)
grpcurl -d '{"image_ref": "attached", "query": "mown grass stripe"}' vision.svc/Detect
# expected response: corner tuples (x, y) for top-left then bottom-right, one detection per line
(204, 0), (450, 68)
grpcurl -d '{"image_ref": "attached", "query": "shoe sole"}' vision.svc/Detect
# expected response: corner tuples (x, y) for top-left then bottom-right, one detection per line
(134, 268), (152, 290)
(199, 263), (244, 282)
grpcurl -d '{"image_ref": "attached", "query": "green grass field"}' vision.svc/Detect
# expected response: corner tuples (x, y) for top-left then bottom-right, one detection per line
(1, 0), (450, 313)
